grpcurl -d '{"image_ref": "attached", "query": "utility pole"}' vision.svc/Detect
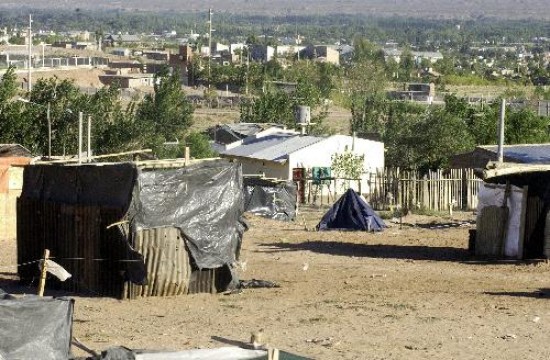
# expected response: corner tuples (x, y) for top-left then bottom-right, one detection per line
(245, 46), (250, 95)
(497, 98), (506, 163)
(78, 112), (83, 165)
(87, 115), (92, 163)
(27, 14), (32, 92)
(47, 103), (51, 159)
(207, 8), (213, 89)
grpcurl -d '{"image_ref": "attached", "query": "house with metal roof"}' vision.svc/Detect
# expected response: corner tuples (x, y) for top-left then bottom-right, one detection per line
(218, 128), (384, 185)
(210, 123), (286, 146)
(450, 144), (550, 169)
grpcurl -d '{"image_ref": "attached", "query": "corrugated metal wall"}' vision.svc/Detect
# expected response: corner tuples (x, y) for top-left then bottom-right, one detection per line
(125, 227), (193, 299)
(17, 198), (219, 298)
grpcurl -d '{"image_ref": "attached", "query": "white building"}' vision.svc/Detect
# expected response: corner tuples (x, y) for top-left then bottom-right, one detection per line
(219, 128), (384, 194)
(230, 43), (245, 55)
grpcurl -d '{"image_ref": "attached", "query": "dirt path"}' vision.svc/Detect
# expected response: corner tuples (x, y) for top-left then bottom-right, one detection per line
(2, 208), (550, 359)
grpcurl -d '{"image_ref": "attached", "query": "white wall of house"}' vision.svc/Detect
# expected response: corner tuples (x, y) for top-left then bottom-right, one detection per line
(224, 134), (384, 196)
(235, 158), (289, 179)
(230, 43), (245, 55)
(289, 135), (384, 193)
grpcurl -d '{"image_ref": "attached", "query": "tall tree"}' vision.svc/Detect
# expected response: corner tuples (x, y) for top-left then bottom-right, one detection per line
(347, 38), (387, 136)
(135, 67), (194, 151)
(0, 67), (27, 147)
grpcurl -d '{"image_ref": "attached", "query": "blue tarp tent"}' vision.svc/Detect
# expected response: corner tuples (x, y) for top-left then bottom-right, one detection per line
(316, 189), (386, 231)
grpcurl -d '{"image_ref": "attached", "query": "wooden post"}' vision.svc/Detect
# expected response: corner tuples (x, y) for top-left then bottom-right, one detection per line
(184, 146), (190, 164)
(37, 249), (50, 296)
(268, 348), (280, 360)
(517, 186), (529, 260)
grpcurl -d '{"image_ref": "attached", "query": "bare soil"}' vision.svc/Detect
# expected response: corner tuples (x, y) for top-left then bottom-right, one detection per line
(2, 207), (550, 359)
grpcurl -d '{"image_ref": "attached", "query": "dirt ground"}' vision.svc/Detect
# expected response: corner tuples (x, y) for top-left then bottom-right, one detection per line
(2, 207), (550, 359)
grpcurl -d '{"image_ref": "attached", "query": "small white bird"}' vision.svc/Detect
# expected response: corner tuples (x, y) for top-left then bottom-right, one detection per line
(302, 262), (309, 271)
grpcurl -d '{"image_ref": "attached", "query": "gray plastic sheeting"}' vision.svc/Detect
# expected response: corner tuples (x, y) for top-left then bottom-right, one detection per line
(244, 179), (297, 222)
(130, 161), (245, 269)
(0, 294), (73, 360)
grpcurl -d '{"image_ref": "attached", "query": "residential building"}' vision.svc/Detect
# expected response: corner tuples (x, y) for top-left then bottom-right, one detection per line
(218, 128), (384, 193)
(249, 45), (275, 62)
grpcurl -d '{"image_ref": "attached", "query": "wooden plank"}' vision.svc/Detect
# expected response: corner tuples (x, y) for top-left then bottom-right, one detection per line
(517, 186), (528, 260)
(476, 205), (508, 257)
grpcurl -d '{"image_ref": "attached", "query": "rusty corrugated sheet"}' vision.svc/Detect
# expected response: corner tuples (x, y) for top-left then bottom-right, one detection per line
(188, 268), (216, 294)
(126, 227), (191, 299)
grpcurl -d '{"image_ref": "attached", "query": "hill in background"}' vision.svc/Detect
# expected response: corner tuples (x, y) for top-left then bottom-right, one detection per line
(2, 0), (550, 20)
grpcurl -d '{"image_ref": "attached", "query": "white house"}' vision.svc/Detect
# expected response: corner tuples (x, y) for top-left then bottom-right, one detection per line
(218, 128), (384, 194)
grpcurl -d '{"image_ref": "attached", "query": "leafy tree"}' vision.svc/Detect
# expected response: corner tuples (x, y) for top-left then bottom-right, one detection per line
(184, 132), (216, 159)
(331, 150), (365, 179)
(505, 108), (550, 144)
(350, 93), (387, 136)
(382, 101), (426, 168)
(240, 90), (294, 126)
(399, 49), (415, 81)
(0, 67), (27, 147)
(415, 107), (475, 169)
(135, 67), (194, 152)
(0, 66), (18, 103)
(28, 77), (88, 155)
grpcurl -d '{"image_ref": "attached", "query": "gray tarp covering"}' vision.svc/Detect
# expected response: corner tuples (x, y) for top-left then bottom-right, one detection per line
(130, 161), (245, 269)
(0, 294), (73, 360)
(243, 179), (297, 221)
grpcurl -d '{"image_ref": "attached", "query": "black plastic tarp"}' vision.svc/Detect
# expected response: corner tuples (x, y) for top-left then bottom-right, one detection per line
(21, 163), (137, 208)
(243, 179), (297, 221)
(0, 293), (73, 360)
(317, 189), (386, 231)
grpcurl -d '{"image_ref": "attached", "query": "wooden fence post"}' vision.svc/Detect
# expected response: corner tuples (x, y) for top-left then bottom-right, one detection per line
(37, 249), (50, 296)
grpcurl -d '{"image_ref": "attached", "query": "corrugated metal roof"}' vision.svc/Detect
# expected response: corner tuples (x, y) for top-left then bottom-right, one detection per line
(220, 133), (325, 163)
(480, 144), (550, 164)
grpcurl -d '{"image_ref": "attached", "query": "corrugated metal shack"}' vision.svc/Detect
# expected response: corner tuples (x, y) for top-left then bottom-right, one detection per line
(17, 159), (245, 299)
(476, 162), (550, 259)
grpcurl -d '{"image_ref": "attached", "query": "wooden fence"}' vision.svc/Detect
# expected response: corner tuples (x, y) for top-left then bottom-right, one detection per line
(367, 168), (482, 212)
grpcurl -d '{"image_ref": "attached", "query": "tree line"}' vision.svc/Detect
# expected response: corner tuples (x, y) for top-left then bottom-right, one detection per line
(2, 9), (550, 47)
(0, 66), (214, 159)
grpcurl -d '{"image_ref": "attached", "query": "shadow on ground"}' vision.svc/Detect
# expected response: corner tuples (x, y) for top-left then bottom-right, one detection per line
(211, 336), (254, 349)
(258, 241), (471, 262)
(0, 273), (103, 298)
(0, 274), (37, 295)
(484, 289), (550, 299)
(259, 240), (547, 265)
